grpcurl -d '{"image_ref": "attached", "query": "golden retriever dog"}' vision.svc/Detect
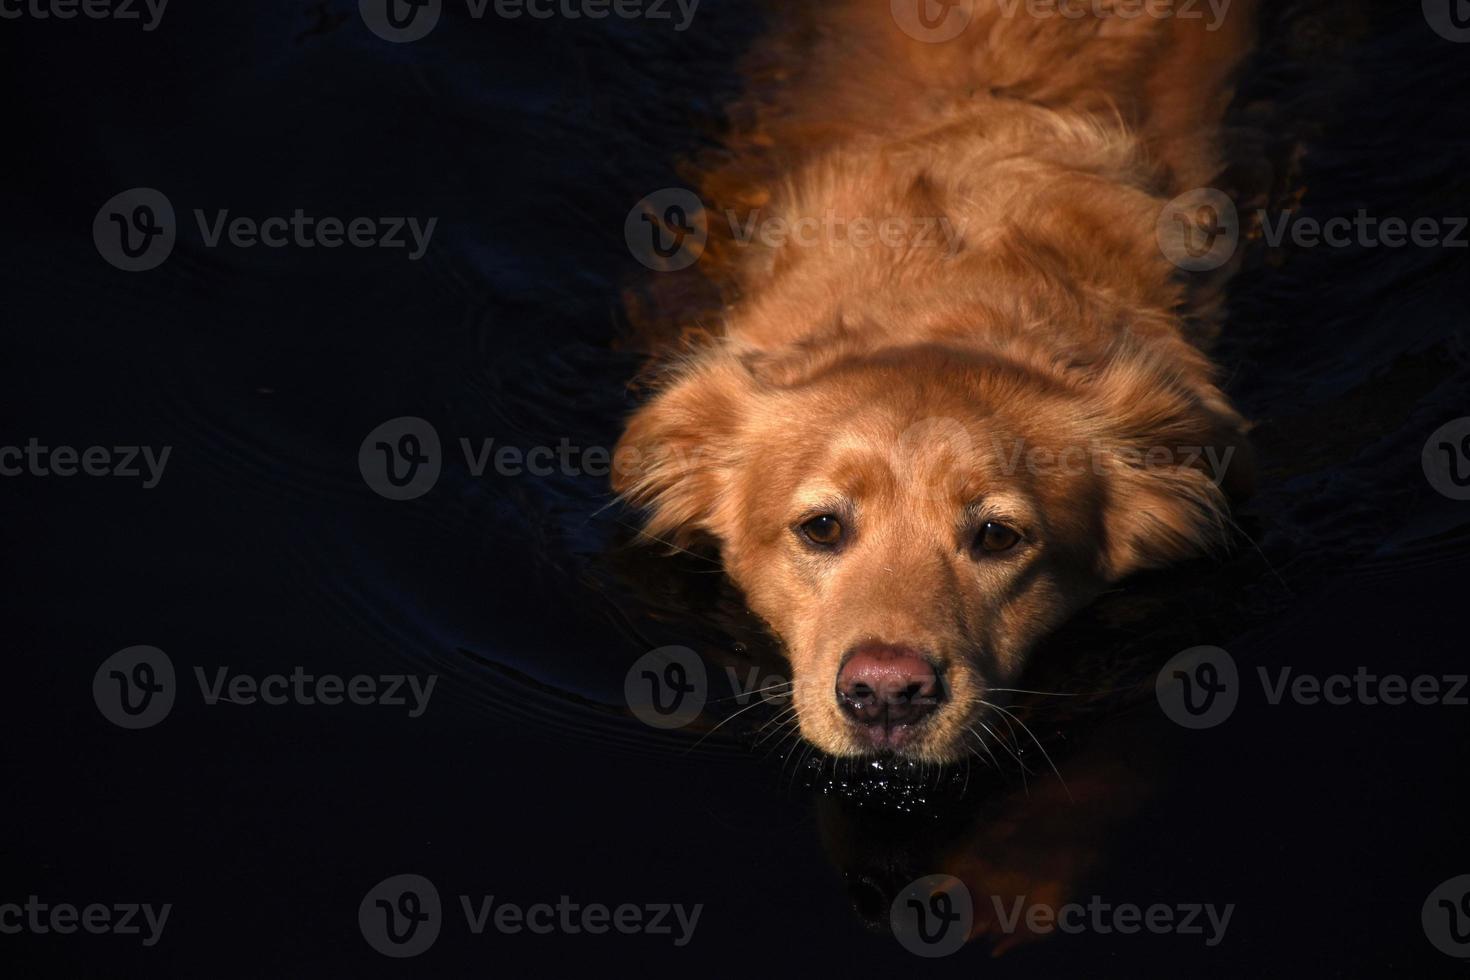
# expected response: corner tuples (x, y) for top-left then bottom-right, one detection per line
(614, 0), (1259, 764)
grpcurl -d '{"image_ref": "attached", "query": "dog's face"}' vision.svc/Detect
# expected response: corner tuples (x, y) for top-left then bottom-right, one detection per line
(615, 340), (1247, 763)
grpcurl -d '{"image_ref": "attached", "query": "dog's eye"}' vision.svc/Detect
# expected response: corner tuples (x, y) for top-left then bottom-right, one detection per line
(799, 514), (844, 548)
(976, 521), (1021, 554)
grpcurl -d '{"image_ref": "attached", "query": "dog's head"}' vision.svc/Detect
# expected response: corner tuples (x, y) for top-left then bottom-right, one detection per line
(614, 334), (1250, 763)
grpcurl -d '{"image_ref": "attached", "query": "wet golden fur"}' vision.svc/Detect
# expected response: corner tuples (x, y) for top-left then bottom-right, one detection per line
(614, 0), (1259, 762)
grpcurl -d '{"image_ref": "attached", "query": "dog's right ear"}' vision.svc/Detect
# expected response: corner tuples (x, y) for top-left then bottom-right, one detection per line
(612, 352), (755, 548)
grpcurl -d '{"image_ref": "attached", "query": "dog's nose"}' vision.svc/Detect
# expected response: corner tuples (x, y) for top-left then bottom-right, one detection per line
(835, 643), (942, 728)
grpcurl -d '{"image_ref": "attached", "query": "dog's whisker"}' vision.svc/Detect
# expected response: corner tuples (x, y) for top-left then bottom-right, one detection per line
(978, 708), (1030, 796)
(760, 713), (797, 741)
(1222, 509), (1294, 597)
(981, 699), (1071, 803)
(966, 724), (1003, 775)
(683, 694), (785, 753)
(707, 681), (793, 705)
(613, 519), (725, 568)
(751, 716), (787, 741)
(754, 702), (797, 727)
(976, 719), (1029, 775)
(777, 735), (805, 784)
(753, 706), (799, 744)
(983, 700), (1023, 751)
(761, 724), (804, 763)
(755, 723), (797, 752)
(786, 741), (816, 791)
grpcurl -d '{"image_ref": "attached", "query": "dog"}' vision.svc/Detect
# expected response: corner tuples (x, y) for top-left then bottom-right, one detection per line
(614, 0), (1259, 764)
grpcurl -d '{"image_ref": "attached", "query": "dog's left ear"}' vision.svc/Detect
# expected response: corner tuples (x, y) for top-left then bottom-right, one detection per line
(1086, 357), (1255, 581)
(612, 352), (756, 548)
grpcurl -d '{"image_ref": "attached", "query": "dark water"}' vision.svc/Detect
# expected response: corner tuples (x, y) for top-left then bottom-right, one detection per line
(3, 0), (1469, 975)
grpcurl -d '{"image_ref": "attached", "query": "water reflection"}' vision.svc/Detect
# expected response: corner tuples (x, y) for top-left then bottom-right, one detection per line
(808, 707), (1157, 954)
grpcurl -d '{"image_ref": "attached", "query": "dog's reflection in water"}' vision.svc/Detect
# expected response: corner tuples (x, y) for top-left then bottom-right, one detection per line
(806, 710), (1156, 954)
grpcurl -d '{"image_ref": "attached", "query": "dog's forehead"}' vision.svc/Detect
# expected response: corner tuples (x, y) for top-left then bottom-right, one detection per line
(752, 368), (1070, 515)
(783, 416), (1036, 507)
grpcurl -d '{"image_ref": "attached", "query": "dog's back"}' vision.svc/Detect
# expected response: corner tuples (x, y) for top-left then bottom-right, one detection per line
(669, 2), (1258, 450)
(704, 0), (1258, 206)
